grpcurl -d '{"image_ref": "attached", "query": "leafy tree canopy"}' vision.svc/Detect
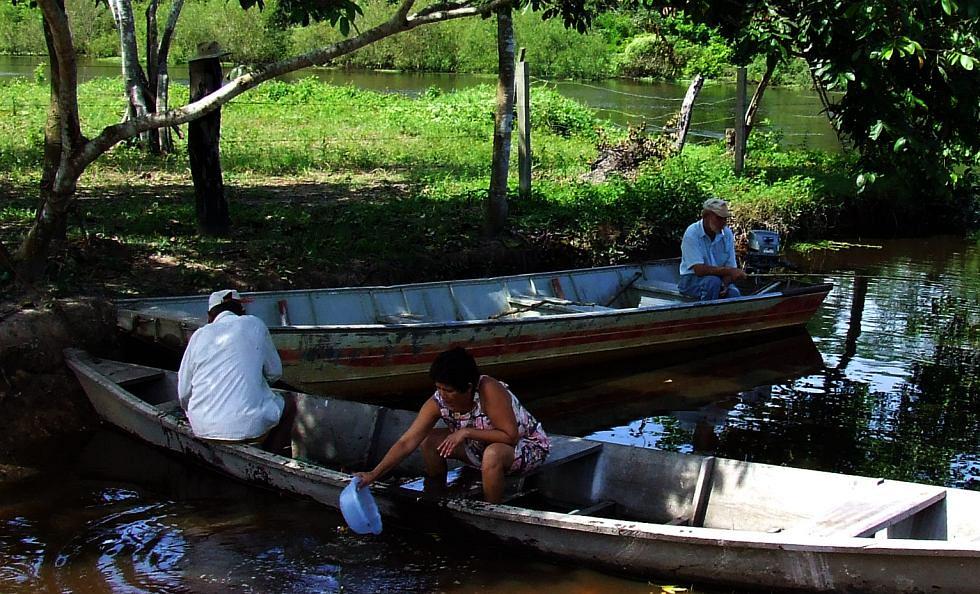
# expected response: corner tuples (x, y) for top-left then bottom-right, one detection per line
(647, 0), (980, 196)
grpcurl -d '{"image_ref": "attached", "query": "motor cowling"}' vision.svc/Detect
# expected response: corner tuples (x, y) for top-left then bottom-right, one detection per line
(745, 230), (781, 273)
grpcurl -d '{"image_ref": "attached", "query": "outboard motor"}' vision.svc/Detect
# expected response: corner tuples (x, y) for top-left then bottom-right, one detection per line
(745, 230), (782, 273)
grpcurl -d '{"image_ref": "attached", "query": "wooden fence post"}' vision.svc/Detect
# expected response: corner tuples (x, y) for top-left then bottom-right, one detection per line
(515, 48), (531, 199)
(674, 74), (705, 152)
(188, 42), (230, 235)
(734, 66), (747, 175)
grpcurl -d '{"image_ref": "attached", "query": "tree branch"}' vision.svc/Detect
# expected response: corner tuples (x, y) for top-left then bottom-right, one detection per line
(75, 0), (514, 174)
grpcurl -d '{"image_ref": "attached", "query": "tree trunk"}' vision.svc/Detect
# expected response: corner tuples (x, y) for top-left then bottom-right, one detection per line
(807, 60), (848, 147)
(144, 0), (161, 153)
(674, 73), (704, 152)
(18, 0), (85, 279)
(485, 7), (515, 237)
(156, 0), (184, 153)
(188, 55), (230, 235)
(744, 55), (776, 140)
(109, 0), (151, 147)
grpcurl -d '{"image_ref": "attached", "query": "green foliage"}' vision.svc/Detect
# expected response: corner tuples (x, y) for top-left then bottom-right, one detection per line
(613, 10), (734, 80)
(0, 1), (44, 54)
(531, 85), (599, 137)
(615, 34), (681, 79)
(672, 36), (732, 78)
(660, 0), (980, 205)
(748, 54), (811, 87)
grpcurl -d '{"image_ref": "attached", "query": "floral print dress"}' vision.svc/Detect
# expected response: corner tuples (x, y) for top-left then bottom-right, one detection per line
(432, 376), (550, 474)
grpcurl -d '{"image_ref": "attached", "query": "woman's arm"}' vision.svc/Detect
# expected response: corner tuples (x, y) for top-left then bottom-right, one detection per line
(356, 398), (441, 487)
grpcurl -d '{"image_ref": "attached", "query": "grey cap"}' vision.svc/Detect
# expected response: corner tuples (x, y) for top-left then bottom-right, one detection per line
(703, 197), (732, 218)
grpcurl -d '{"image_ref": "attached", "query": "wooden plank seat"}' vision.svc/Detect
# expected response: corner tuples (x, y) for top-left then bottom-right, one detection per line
(790, 485), (947, 538)
(507, 293), (616, 314)
(499, 436), (603, 503)
(396, 437), (602, 503)
(88, 359), (165, 387)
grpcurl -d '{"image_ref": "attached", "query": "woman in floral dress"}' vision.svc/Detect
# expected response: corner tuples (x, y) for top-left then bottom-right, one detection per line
(356, 347), (550, 503)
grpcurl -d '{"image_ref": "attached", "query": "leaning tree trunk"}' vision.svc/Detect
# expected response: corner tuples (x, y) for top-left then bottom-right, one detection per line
(485, 6), (515, 237)
(743, 55), (777, 141)
(806, 57), (848, 147)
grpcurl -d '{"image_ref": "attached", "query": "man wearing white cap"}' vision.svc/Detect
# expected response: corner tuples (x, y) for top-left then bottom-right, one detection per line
(678, 198), (746, 300)
(177, 289), (292, 452)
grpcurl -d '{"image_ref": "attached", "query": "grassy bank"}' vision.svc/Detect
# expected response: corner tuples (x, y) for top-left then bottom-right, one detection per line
(0, 76), (963, 298)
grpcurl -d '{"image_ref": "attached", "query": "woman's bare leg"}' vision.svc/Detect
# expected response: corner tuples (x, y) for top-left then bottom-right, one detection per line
(480, 443), (516, 503)
(421, 428), (452, 491)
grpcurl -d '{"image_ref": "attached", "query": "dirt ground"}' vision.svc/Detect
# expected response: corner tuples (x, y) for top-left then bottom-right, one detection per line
(0, 298), (118, 473)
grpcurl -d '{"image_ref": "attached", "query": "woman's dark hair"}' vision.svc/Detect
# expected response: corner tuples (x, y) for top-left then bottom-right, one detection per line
(208, 300), (245, 319)
(429, 346), (480, 393)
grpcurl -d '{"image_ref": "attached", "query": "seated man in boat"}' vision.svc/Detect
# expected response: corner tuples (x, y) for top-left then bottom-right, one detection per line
(177, 289), (295, 455)
(678, 198), (747, 300)
(355, 347), (550, 503)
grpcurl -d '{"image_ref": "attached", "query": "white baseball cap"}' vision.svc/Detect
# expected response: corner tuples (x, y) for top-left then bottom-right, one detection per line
(208, 289), (243, 312)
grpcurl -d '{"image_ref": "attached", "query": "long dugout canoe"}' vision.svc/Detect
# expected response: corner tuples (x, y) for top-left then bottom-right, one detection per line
(116, 259), (832, 395)
(65, 350), (980, 594)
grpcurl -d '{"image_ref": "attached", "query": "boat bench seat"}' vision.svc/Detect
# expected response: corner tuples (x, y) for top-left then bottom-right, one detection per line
(790, 485), (947, 538)
(633, 281), (696, 302)
(88, 358), (165, 387)
(500, 436), (603, 503)
(507, 294), (615, 314)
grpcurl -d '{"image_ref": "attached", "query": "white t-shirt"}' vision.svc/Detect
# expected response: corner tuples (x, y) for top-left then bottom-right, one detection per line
(177, 311), (284, 440)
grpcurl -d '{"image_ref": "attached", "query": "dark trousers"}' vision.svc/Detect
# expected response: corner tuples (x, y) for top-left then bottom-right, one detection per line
(262, 392), (297, 457)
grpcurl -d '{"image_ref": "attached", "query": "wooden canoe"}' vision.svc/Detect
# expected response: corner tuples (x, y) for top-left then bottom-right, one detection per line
(116, 260), (832, 396)
(65, 350), (980, 594)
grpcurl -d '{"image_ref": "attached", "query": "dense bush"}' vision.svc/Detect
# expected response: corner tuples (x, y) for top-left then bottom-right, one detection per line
(615, 34), (682, 79)
(0, 2), (44, 55)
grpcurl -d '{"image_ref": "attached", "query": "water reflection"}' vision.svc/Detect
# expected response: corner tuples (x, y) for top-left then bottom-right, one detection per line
(542, 236), (979, 491)
(1, 431), (669, 593)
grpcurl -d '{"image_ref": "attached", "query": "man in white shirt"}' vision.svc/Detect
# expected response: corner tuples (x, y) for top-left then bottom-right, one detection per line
(177, 289), (293, 454)
(678, 198), (747, 300)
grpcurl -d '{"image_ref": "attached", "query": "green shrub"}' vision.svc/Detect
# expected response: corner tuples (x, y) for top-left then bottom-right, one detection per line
(674, 38), (733, 78)
(0, 2), (45, 54)
(616, 34), (682, 79)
